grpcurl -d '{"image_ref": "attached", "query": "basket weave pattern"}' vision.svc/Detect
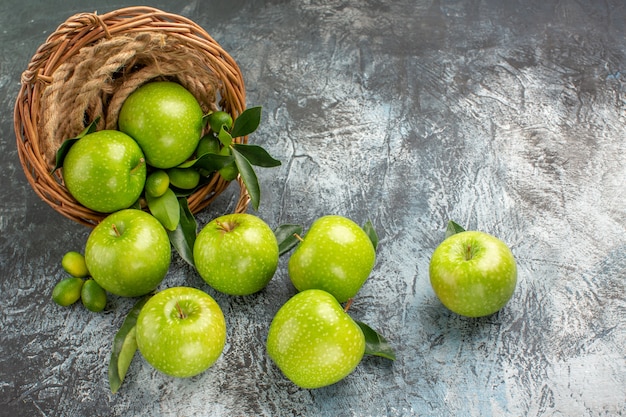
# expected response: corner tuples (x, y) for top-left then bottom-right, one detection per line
(14, 7), (250, 227)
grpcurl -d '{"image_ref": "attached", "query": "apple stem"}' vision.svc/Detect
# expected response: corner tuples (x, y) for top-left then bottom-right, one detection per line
(130, 157), (145, 175)
(466, 245), (472, 261)
(111, 223), (121, 237)
(175, 302), (187, 319)
(216, 220), (237, 233)
(293, 233), (304, 242)
(344, 298), (354, 313)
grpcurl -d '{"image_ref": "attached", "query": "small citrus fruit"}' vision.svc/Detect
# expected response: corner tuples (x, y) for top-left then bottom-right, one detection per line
(207, 111), (233, 134)
(218, 146), (238, 181)
(196, 134), (221, 157)
(61, 251), (89, 278)
(145, 170), (170, 198)
(167, 168), (201, 190)
(81, 279), (107, 312)
(52, 277), (84, 307)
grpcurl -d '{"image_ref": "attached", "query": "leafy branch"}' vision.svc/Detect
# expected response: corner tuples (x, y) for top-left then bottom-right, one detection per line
(146, 106), (281, 264)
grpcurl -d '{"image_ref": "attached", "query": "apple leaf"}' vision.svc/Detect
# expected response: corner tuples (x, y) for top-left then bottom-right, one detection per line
(109, 295), (151, 394)
(445, 220), (466, 239)
(51, 116), (101, 173)
(146, 188), (180, 231)
(232, 148), (261, 211)
(177, 152), (234, 171)
(230, 106), (262, 139)
(167, 198), (197, 267)
(363, 220), (379, 250)
(356, 321), (396, 361)
(274, 224), (303, 256)
(232, 144), (281, 167)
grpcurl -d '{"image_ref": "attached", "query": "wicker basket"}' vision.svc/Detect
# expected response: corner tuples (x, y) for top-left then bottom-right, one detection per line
(14, 6), (250, 227)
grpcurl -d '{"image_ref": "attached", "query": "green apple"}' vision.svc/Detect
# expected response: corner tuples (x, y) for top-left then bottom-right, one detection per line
(85, 209), (171, 297)
(118, 81), (204, 169)
(266, 289), (366, 389)
(429, 230), (517, 317)
(193, 213), (279, 295)
(288, 215), (376, 303)
(135, 286), (226, 378)
(62, 130), (146, 213)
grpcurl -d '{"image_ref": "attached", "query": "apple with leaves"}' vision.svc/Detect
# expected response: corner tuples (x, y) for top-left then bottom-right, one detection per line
(266, 288), (395, 389)
(85, 209), (171, 298)
(429, 222), (517, 317)
(135, 287), (226, 378)
(288, 216), (377, 303)
(266, 289), (366, 389)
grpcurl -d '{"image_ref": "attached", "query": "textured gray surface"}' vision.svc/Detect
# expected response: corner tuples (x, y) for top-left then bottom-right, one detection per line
(1, 0), (625, 416)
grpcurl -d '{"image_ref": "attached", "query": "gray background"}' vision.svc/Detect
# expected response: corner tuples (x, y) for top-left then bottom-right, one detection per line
(1, 0), (625, 416)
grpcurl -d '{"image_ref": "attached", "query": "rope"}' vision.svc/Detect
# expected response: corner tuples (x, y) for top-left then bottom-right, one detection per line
(39, 31), (220, 164)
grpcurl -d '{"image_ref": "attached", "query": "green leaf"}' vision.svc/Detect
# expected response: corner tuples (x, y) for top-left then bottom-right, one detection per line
(167, 198), (197, 267)
(51, 116), (101, 173)
(218, 126), (233, 147)
(356, 321), (396, 361)
(177, 152), (234, 171)
(116, 327), (137, 380)
(231, 106), (262, 138)
(232, 148), (261, 211)
(362, 220), (379, 250)
(232, 144), (281, 167)
(146, 188), (180, 231)
(109, 295), (151, 394)
(445, 220), (466, 239)
(52, 138), (79, 174)
(274, 224), (303, 256)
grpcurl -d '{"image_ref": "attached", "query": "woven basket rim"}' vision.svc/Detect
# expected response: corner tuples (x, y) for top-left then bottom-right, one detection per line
(14, 6), (250, 227)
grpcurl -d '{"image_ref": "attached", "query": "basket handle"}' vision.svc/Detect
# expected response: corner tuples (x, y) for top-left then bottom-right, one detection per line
(21, 12), (111, 85)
